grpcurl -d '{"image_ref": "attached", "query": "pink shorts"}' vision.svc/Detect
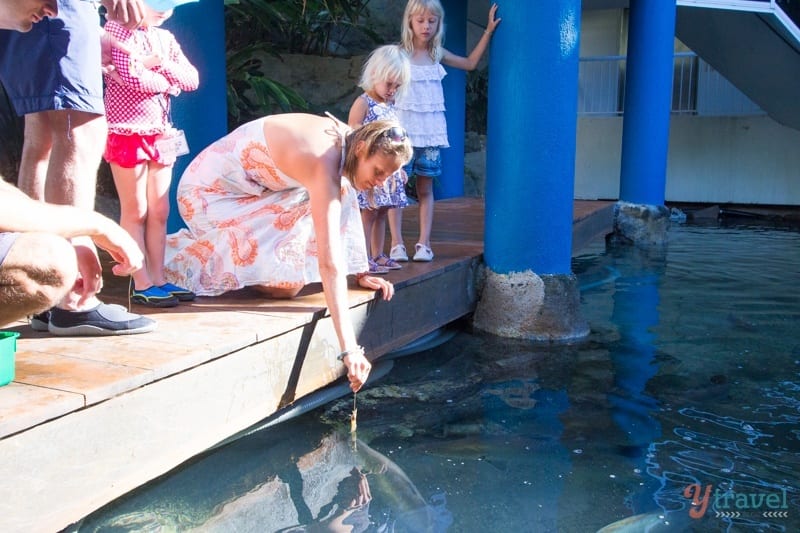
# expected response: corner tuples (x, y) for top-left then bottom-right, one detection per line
(104, 132), (170, 168)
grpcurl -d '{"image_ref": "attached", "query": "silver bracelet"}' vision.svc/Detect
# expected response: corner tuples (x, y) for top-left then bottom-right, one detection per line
(337, 346), (365, 361)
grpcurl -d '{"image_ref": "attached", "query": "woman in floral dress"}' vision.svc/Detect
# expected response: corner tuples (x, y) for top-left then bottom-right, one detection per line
(165, 113), (412, 391)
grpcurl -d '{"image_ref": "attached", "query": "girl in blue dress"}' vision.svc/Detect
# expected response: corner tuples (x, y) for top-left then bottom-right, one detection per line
(348, 45), (411, 273)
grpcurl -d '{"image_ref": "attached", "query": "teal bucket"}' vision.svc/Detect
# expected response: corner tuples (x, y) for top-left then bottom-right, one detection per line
(0, 331), (20, 386)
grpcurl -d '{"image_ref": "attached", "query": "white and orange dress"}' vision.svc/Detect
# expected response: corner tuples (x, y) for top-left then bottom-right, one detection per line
(164, 117), (368, 296)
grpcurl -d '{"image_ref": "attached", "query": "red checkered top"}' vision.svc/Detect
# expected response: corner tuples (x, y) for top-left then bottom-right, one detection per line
(103, 21), (199, 135)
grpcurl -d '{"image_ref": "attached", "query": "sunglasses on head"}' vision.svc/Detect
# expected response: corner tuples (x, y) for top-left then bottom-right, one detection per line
(383, 126), (408, 143)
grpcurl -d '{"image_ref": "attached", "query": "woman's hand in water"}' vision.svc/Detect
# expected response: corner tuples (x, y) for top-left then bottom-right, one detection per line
(342, 348), (371, 392)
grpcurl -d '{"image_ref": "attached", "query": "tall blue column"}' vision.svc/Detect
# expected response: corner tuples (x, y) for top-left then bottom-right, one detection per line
(164, 1), (228, 233)
(484, 0), (580, 275)
(618, 1), (676, 206)
(439, 0), (467, 199)
(474, 0), (587, 341)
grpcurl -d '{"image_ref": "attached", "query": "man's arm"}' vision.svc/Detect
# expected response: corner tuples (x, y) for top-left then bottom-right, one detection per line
(1, 179), (109, 237)
(0, 180), (144, 275)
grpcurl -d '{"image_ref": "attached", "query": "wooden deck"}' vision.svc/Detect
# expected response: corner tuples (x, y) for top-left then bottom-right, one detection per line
(0, 198), (613, 532)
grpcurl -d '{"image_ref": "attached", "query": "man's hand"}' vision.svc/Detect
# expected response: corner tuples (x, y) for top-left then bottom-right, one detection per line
(101, 0), (145, 30)
(90, 217), (144, 277)
(72, 238), (105, 307)
(1, 184), (144, 277)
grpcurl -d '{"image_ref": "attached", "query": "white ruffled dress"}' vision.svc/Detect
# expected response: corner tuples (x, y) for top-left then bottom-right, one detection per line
(395, 63), (450, 149)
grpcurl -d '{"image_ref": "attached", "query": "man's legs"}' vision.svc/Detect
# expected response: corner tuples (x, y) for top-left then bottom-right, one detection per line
(21, 109), (106, 210)
(17, 113), (52, 201)
(36, 109), (109, 311)
(19, 108), (156, 335)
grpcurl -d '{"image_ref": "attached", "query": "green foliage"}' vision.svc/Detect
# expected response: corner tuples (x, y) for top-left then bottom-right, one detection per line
(224, 0), (380, 127)
(226, 0), (378, 56)
(466, 67), (489, 134)
(225, 42), (309, 127)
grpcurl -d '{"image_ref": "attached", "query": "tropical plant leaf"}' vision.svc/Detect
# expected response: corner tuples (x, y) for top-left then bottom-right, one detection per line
(224, 0), (380, 127)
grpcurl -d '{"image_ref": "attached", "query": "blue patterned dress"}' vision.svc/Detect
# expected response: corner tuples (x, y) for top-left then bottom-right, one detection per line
(355, 94), (409, 210)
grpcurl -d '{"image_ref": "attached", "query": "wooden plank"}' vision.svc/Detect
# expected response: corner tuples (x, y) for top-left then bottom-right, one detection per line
(572, 201), (615, 252)
(14, 350), (153, 405)
(0, 383), (84, 436)
(0, 198), (611, 438)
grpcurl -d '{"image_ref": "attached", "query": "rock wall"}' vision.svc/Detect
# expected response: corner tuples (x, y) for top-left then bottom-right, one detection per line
(261, 54), (366, 122)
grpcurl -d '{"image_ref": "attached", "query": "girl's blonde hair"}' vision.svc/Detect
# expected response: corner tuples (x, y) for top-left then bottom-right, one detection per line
(342, 119), (413, 183)
(359, 44), (411, 102)
(400, 0), (445, 63)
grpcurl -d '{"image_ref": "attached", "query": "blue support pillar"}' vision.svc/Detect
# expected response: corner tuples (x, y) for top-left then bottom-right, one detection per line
(474, 0), (587, 341)
(618, 1), (676, 206)
(439, 0), (467, 199)
(484, 0), (580, 275)
(164, 1), (228, 233)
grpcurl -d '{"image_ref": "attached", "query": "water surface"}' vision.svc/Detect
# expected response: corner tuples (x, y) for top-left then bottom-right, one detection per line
(74, 223), (800, 532)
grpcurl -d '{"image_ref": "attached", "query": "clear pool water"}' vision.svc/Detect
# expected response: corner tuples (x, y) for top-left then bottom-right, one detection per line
(73, 222), (800, 532)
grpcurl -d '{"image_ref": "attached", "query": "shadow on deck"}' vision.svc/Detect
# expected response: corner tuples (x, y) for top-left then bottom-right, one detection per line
(0, 198), (613, 532)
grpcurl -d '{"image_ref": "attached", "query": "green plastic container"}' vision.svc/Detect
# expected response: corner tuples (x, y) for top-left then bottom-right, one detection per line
(0, 331), (20, 386)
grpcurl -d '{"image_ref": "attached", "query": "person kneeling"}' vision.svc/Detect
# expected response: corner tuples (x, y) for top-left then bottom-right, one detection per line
(0, 180), (156, 335)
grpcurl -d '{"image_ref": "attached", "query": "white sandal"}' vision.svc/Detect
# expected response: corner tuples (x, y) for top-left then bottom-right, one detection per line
(389, 244), (408, 262)
(413, 243), (434, 262)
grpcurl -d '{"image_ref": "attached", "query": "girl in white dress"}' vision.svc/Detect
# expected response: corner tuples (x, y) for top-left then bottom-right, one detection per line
(395, 0), (501, 262)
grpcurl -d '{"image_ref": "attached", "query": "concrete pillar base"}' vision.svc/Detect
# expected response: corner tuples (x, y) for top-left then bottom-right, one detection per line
(610, 201), (670, 247)
(473, 268), (589, 341)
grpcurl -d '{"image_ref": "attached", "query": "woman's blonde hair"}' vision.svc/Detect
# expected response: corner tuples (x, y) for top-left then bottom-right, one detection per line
(342, 119), (413, 183)
(359, 44), (411, 102)
(400, 0), (445, 63)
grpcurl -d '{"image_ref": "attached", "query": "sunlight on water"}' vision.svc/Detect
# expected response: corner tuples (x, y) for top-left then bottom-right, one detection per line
(72, 223), (800, 533)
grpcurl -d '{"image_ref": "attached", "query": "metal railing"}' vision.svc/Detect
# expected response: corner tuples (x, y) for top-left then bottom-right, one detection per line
(577, 55), (625, 116)
(577, 52), (764, 117)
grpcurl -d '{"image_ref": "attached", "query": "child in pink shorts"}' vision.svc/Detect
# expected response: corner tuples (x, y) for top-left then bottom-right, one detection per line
(103, 0), (199, 307)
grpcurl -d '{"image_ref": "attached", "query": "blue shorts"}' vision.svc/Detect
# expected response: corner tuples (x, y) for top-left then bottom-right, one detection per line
(404, 146), (443, 179)
(0, 0), (104, 116)
(0, 232), (19, 267)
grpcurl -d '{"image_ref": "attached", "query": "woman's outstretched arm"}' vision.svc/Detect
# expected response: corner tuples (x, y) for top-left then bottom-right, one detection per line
(307, 163), (373, 392)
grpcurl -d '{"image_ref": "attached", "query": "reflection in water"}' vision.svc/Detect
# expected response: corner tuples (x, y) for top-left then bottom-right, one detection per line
(77, 426), (449, 532)
(322, 337), (578, 531)
(74, 224), (800, 532)
(607, 246), (664, 451)
(646, 397), (800, 531)
(605, 246), (665, 517)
